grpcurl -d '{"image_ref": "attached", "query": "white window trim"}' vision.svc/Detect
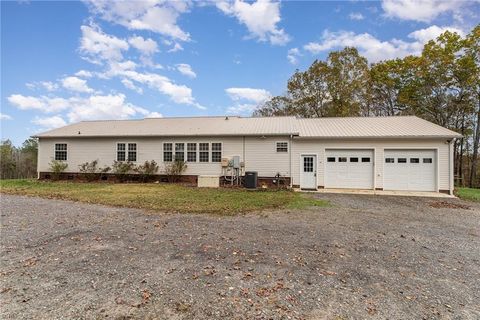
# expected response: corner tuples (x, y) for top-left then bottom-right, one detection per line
(163, 142), (174, 162)
(174, 142), (186, 162)
(211, 142), (222, 163)
(116, 142), (138, 162)
(186, 142), (197, 163)
(53, 143), (68, 161)
(275, 141), (288, 153)
(198, 142), (210, 163)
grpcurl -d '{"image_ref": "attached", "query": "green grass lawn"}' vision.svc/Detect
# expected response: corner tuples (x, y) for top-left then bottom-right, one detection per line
(456, 187), (480, 202)
(0, 179), (329, 214)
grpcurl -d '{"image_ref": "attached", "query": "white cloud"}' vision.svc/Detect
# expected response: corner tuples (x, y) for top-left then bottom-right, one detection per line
(117, 70), (204, 108)
(7, 94), (69, 113)
(66, 93), (149, 122)
(32, 115), (67, 130)
(121, 78), (143, 94)
(176, 63), (197, 78)
(167, 42), (184, 53)
(79, 23), (129, 64)
(287, 47), (301, 65)
(26, 81), (59, 92)
(145, 111), (162, 118)
(217, 0), (290, 45)
(226, 103), (259, 115)
(349, 12), (364, 20)
(11, 92), (164, 124)
(381, 0), (461, 22)
(303, 26), (465, 63)
(226, 87), (272, 103)
(408, 25), (465, 43)
(0, 113), (13, 120)
(75, 70), (93, 78)
(61, 76), (94, 93)
(128, 35), (159, 56)
(85, 0), (190, 41)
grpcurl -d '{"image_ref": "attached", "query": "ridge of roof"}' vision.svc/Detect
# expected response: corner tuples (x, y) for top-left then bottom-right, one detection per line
(33, 115), (461, 139)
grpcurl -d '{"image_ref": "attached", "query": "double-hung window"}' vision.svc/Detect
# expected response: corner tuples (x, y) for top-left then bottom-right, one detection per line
(163, 143), (173, 162)
(117, 143), (137, 161)
(187, 143), (197, 162)
(211, 143), (222, 162)
(55, 143), (67, 161)
(175, 143), (185, 161)
(199, 143), (209, 162)
(117, 143), (126, 161)
(128, 143), (137, 162)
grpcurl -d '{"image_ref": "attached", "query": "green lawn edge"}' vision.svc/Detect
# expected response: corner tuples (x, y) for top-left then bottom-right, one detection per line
(455, 187), (480, 202)
(0, 179), (329, 214)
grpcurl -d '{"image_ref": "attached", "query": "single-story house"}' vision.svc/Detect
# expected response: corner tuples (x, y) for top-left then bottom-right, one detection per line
(34, 116), (461, 194)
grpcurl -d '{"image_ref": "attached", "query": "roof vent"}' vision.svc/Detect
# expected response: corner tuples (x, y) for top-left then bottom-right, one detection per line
(78, 131), (81, 135)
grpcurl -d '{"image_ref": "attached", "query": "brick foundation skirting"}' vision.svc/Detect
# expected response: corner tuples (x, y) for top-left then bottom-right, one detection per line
(39, 172), (291, 188)
(38, 172), (198, 184)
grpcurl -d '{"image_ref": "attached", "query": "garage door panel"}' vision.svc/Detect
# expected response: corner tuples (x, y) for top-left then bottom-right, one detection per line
(325, 149), (374, 189)
(384, 149), (436, 192)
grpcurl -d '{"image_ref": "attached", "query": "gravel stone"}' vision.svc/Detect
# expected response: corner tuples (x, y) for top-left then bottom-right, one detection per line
(1, 193), (479, 319)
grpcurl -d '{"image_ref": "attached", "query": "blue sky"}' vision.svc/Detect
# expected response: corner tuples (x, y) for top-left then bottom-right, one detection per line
(1, 0), (479, 145)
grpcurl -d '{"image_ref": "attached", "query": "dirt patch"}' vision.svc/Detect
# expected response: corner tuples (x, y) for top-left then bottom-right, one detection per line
(1, 194), (479, 319)
(429, 200), (471, 210)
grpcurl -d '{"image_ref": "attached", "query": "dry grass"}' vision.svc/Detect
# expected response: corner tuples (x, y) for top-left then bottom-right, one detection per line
(0, 179), (328, 214)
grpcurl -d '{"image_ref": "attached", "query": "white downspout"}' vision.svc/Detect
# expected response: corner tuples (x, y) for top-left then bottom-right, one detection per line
(289, 134), (293, 188)
(449, 139), (455, 195)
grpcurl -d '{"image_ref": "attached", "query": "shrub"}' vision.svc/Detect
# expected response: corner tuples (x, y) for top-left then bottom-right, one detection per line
(164, 160), (187, 183)
(78, 160), (100, 181)
(49, 160), (68, 180)
(136, 160), (159, 182)
(99, 166), (111, 180)
(112, 161), (136, 182)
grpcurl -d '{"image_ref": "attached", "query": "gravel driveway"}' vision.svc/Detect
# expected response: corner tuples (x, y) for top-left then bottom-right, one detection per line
(1, 193), (479, 319)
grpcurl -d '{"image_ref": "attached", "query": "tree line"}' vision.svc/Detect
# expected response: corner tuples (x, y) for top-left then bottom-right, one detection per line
(1, 138), (38, 179)
(254, 25), (480, 188)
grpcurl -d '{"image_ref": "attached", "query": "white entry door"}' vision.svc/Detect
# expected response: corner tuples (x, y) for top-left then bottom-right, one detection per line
(325, 149), (374, 189)
(300, 155), (317, 189)
(384, 149), (437, 191)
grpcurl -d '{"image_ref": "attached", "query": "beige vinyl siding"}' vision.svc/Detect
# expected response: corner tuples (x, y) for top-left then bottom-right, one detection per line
(38, 137), (244, 176)
(243, 137), (291, 177)
(38, 136), (292, 178)
(292, 139), (451, 191)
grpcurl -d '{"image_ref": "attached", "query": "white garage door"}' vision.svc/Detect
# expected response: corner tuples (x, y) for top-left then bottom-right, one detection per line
(325, 149), (374, 189)
(384, 149), (436, 191)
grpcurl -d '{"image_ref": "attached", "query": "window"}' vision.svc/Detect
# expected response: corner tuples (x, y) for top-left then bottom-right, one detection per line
(187, 143), (197, 162)
(212, 143), (222, 162)
(199, 143), (209, 162)
(128, 143), (137, 162)
(117, 143), (126, 161)
(175, 143), (185, 162)
(117, 143), (136, 161)
(163, 143), (172, 162)
(339, 157), (347, 162)
(276, 142), (288, 153)
(350, 157), (359, 162)
(55, 143), (67, 161)
(423, 158), (433, 164)
(410, 158), (420, 163)
(362, 157), (371, 163)
(385, 158), (394, 163)
(303, 157), (313, 172)
(327, 157), (335, 162)
(398, 158), (407, 163)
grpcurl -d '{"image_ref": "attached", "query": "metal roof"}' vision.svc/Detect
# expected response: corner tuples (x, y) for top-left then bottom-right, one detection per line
(34, 115), (461, 139)
(296, 116), (461, 139)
